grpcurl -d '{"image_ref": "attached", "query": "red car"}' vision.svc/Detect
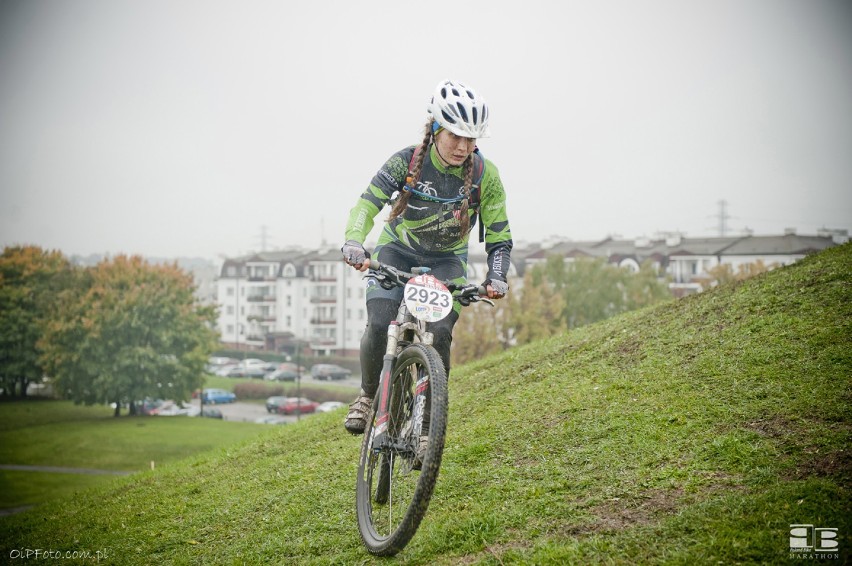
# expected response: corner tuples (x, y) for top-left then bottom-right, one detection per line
(274, 397), (318, 415)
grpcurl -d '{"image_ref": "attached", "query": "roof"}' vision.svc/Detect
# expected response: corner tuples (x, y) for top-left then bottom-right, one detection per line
(720, 234), (837, 256)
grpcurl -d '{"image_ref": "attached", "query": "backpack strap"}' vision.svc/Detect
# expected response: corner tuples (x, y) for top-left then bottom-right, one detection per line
(408, 146), (487, 242)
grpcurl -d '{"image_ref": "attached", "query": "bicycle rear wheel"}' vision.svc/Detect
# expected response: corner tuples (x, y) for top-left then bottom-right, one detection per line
(355, 343), (448, 556)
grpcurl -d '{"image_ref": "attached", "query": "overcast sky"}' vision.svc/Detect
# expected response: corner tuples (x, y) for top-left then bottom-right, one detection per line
(1, 0), (850, 260)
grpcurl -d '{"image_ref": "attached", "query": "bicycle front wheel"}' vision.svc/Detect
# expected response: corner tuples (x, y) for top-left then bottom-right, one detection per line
(355, 343), (448, 556)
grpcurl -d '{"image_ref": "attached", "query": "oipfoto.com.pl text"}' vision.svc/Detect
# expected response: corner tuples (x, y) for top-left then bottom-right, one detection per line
(9, 548), (107, 561)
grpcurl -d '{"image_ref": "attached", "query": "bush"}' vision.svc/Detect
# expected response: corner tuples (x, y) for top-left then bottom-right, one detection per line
(231, 382), (352, 403)
(233, 382), (284, 400)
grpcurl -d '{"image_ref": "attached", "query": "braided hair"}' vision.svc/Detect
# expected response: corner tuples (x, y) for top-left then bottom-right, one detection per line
(388, 118), (475, 238)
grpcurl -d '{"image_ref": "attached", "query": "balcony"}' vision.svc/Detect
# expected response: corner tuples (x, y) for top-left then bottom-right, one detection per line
(310, 274), (337, 282)
(248, 276), (278, 282)
(247, 314), (277, 322)
(246, 295), (277, 302)
(310, 318), (337, 325)
(309, 296), (337, 304)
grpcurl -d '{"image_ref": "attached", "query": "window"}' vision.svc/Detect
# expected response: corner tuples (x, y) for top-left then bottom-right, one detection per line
(226, 306), (234, 315)
(226, 287), (234, 297)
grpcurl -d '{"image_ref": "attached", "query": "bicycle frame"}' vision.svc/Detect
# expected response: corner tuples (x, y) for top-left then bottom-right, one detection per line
(370, 273), (432, 453)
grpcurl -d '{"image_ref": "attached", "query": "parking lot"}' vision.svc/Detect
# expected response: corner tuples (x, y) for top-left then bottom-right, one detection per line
(211, 401), (344, 424)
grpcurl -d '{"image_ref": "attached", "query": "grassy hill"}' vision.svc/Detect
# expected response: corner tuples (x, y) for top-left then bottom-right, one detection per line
(1, 244), (849, 564)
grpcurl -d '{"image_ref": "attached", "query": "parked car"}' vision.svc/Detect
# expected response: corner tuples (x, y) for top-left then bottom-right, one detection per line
(316, 401), (345, 413)
(206, 356), (237, 373)
(136, 398), (163, 415)
(278, 362), (307, 374)
(265, 396), (288, 413)
(271, 397), (319, 415)
(201, 408), (223, 419)
(310, 364), (352, 381)
(202, 388), (236, 404)
(214, 363), (239, 376)
(157, 401), (199, 417)
(225, 366), (267, 379)
(265, 369), (299, 382)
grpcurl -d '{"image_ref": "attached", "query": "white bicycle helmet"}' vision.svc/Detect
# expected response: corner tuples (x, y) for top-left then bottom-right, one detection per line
(427, 79), (490, 138)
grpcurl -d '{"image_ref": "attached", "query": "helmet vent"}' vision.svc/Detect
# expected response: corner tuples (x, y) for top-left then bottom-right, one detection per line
(456, 103), (468, 122)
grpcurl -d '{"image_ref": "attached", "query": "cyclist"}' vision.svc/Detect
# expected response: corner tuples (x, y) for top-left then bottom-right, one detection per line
(341, 79), (513, 458)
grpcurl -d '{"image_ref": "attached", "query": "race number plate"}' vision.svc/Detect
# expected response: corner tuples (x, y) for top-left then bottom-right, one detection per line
(404, 274), (452, 322)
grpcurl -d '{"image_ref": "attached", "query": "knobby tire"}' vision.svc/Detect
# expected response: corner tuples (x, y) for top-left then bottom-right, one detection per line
(355, 343), (448, 556)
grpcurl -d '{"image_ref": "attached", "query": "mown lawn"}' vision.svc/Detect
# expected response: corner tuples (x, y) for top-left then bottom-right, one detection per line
(1, 243), (849, 564)
(0, 401), (272, 510)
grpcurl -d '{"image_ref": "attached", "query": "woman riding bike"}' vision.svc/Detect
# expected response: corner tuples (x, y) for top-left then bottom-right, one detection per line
(341, 79), (514, 462)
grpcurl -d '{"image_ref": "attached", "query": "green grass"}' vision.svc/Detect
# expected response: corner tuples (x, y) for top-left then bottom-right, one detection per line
(0, 401), (270, 510)
(1, 244), (850, 564)
(0, 470), (113, 509)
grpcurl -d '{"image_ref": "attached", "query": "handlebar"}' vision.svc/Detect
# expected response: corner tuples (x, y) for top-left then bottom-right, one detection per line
(367, 259), (491, 306)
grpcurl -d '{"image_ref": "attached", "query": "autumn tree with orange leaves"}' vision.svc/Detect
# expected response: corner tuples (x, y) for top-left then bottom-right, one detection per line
(39, 255), (218, 415)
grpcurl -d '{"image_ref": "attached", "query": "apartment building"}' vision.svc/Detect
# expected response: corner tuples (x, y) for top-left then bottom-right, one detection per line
(216, 248), (366, 356)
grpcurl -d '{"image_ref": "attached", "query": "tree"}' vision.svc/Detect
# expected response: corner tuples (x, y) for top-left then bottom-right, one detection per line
(40, 255), (218, 416)
(623, 260), (672, 310)
(557, 257), (628, 329)
(697, 260), (775, 290)
(0, 246), (73, 398)
(505, 267), (566, 345)
(451, 297), (508, 367)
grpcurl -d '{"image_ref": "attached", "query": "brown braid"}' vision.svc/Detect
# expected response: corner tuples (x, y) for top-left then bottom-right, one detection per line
(458, 155), (474, 236)
(388, 119), (434, 222)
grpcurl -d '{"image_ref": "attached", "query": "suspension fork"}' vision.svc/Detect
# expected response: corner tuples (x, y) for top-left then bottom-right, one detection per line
(371, 305), (432, 452)
(370, 314), (403, 450)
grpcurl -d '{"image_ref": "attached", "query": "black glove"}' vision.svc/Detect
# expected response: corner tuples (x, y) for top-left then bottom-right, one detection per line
(341, 240), (369, 267)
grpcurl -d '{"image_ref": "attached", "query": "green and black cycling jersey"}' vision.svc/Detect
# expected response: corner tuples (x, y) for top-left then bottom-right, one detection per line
(345, 143), (513, 282)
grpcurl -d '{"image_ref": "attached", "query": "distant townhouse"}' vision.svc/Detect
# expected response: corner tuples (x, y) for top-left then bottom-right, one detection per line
(521, 229), (847, 295)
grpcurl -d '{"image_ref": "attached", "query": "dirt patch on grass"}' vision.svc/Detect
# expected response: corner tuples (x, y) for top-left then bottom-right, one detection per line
(744, 417), (851, 483)
(788, 449), (851, 483)
(743, 416), (794, 439)
(590, 488), (684, 532)
(557, 488), (686, 536)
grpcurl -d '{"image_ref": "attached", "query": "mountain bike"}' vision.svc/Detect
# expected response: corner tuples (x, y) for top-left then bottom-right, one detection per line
(355, 260), (491, 556)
